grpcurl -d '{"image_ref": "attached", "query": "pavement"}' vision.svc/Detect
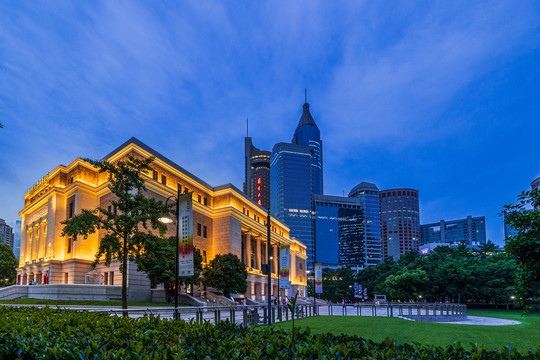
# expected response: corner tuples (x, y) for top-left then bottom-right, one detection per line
(1, 304), (522, 326)
(432, 315), (521, 326)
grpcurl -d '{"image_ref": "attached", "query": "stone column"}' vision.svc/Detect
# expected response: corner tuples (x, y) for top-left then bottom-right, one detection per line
(32, 224), (40, 261)
(256, 236), (261, 270)
(245, 233), (251, 269)
(25, 228), (32, 263)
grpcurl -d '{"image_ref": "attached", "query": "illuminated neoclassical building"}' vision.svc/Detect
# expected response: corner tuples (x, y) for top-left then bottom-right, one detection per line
(17, 138), (307, 301)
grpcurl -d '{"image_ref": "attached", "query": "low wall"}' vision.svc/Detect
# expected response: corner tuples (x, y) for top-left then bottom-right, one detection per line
(0, 284), (122, 301)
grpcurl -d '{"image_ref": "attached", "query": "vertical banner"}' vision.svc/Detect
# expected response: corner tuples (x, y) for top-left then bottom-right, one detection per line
(314, 263), (323, 294)
(279, 245), (290, 288)
(354, 282), (363, 298)
(178, 193), (194, 276)
(363, 288), (368, 300)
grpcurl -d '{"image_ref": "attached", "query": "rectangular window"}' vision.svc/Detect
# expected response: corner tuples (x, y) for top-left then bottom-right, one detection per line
(113, 204), (117, 215)
(177, 184), (182, 194)
(203, 250), (207, 263)
(153, 170), (158, 180)
(66, 237), (72, 254)
(204, 197), (208, 206)
(104, 272), (109, 285)
(161, 175), (167, 185)
(203, 225), (207, 238)
(68, 202), (74, 219)
(110, 272), (114, 285)
(198, 195), (202, 203)
(197, 223), (202, 236)
(107, 205), (112, 213)
(64, 272), (69, 284)
(184, 187), (189, 194)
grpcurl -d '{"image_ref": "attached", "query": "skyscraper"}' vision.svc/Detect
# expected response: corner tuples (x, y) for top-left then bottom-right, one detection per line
(379, 188), (420, 260)
(0, 218), (15, 250)
(532, 176), (540, 191)
(348, 182), (382, 267)
(313, 194), (363, 269)
(271, 99), (323, 268)
(244, 137), (271, 208)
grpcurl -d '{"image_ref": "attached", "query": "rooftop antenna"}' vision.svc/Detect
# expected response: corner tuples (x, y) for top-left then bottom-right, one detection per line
(305, 88), (307, 103)
(246, 118), (249, 137)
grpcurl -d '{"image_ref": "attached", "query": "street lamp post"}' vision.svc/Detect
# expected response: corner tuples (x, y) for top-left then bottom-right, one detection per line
(159, 189), (181, 320)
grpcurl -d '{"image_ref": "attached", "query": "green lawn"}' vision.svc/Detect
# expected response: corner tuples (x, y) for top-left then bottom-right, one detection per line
(0, 298), (177, 307)
(273, 309), (540, 353)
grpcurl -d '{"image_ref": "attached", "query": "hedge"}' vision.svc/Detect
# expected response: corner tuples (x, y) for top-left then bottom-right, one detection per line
(0, 307), (538, 359)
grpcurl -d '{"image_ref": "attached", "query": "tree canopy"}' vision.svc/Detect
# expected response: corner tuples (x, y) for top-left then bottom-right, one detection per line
(61, 155), (166, 312)
(319, 246), (520, 306)
(0, 243), (18, 286)
(136, 237), (203, 302)
(502, 188), (540, 310)
(202, 253), (247, 298)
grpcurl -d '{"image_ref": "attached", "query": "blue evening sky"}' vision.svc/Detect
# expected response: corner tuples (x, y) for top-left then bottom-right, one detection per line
(1, 1), (539, 246)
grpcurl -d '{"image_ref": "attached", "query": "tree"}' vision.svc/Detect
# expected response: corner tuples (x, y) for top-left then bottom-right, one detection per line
(136, 236), (203, 302)
(202, 253), (247, 298)
(0, 244), (18, 286)
(477, 241), (499, 258)
(502, 189), (540, 310)
(61, 156), (166, 313)
(383, 268), (429, 301)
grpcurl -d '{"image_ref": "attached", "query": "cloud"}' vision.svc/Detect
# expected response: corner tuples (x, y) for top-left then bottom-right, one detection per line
(323, 1), (539, 152)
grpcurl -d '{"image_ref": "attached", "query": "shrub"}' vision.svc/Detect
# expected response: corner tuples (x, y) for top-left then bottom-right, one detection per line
(0, 307), (538, 359)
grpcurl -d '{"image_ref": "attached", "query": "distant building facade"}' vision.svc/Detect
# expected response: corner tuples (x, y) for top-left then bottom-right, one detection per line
(503, 210), (520, 239)
(379, 188), (420, 260)
(244, 137), (271, 209)
(421, 215), (486, 248)
(532, 176), (540, 191)
(11, 219), (21, 259)
(347, 182), (382, 267)
(17, 138), (307, 301)
(0, 219), (15, 250)
(271, 100), (323, 268)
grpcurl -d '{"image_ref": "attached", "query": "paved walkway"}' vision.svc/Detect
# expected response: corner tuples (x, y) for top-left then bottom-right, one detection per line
(1, 304), (521, 326)
(433, 315), (521, 326)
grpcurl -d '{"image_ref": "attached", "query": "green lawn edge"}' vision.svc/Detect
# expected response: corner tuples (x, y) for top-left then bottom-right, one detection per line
(273, 309), (540, 353)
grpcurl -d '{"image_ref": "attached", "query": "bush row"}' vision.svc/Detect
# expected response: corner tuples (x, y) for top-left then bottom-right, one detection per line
(0, 307), (538, 359)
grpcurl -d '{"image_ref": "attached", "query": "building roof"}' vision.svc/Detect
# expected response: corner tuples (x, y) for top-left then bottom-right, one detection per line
(348, 182), (379, 196)
(295, 102), (318, 129)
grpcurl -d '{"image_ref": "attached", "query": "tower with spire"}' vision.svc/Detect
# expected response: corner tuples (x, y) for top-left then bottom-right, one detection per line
(270, 94), (323, 268)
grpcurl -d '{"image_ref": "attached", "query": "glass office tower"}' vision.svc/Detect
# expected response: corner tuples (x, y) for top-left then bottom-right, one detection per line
(347, 182), (382, 267)
(271, 100), (323, 268)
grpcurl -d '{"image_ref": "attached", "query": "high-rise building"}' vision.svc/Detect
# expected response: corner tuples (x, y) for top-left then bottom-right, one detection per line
(244, 137), (271, 208)
(379, 188), (420, 260)
(0, 218), (15, 250)
(421, 216), (486, 248)
(10, 219), (21, 259)
(504, 212), (519, 239)
(271, 99), (323, 268)
(313, 183), (382, 270)
(347, 182), (382, 266)
(532, 175), (540, 191)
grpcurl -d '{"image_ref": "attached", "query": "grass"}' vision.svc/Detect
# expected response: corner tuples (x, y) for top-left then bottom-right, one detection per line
(0, 298), (179, 307)
(273, 309), (540, 353)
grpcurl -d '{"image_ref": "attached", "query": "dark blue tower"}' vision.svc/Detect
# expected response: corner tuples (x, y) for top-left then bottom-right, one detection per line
(271, 96), (323, 268)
